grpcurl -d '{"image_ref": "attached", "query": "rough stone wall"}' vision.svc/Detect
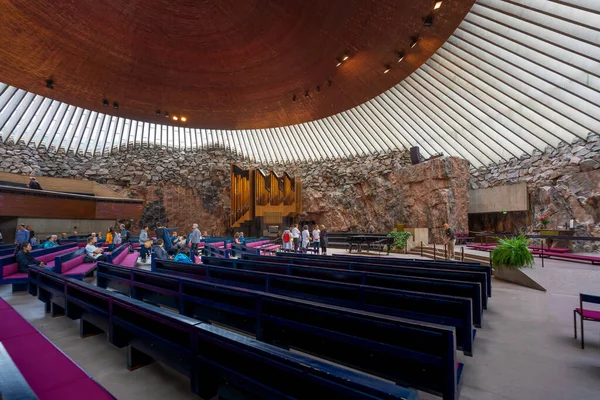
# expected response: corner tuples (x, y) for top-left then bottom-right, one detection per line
(470, 133), (600, 252)
(0, 141), (469, 239)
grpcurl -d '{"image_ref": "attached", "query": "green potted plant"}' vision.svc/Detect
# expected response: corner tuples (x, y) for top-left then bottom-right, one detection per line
(387, 231), (412, 252)
(491, 234), (545, 291)
(539, 214), (550, 229)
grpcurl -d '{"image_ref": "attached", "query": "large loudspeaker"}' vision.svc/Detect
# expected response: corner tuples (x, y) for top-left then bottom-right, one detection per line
(410, 146), (421, 165)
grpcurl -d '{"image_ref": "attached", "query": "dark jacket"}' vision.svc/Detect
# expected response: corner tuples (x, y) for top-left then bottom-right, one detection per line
(153, 245), (169, 260)
(16, 250), (42, 273)
(28, 180), (42, 190)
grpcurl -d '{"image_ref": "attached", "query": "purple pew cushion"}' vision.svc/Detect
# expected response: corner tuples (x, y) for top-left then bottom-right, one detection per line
(3, 272), (29, 281)
(0, 308), (37, 340)
(112, 249), (127, 265)
(41, 377), (115, 400)
(2, 262), (18, 277)
(3, 333), (90, 394)
(63, 263), (97, 277)
(576, 308), (600, 321)
(61, 255), (85, 273)
(118, 252), (139, 268)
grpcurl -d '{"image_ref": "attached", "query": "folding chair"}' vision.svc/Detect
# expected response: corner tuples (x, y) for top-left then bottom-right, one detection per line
(573, 293), (600, 349)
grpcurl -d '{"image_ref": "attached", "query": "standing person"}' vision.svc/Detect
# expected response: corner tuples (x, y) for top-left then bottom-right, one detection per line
(301, 225), (311, 253)
(282, 227), (292, 252)
(320, 225), (328, 255)
(28, 177), (43, 190)
(443, 223), (456, 260)
(312, 225), (321, 254)
(233, 232), (242, 245)
(85, 236), (106, 261)
(120, 224), (130, 243)
(106, 228), (114, 251)
(113, 231), (122, 247)
(139, 226), (149, 263)
(291, 224), (301, 253)
(239, 232), (246, 245)
(15, 224), (29, 244)
(15, 242), (47, 273)
(190, 223), (202, 255)
(26, 226), (35, 243)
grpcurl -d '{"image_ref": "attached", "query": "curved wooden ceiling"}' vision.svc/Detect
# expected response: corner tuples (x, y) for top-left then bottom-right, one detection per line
(0, 0), (475, 129)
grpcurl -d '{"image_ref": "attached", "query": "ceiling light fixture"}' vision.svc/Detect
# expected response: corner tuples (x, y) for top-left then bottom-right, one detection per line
(424, 15), (433, 26)
(156, 110), (161, 116)
(45, 78), (54, 89)
(181, 117), (187, 122)
(165, 112), (169, 118)
(342, 54), (349, 61)
(434, 1), (443, 10)
(383, 65), (391, 74)
(173, 116), (178, 121)
(102, 99), (109, 107)
(336, 58), (343, 67)
(113, 102), (119, 110)
(397, 52), (405, 62)
(410, 37), (419, 48)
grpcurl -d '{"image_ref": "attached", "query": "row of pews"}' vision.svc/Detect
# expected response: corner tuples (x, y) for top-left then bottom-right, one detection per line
(24, 247), (492, 399)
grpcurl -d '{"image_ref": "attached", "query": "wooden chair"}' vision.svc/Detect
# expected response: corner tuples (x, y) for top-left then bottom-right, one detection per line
(573, 293), (600, 349)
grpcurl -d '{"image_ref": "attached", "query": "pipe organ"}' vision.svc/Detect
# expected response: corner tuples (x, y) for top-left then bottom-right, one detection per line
(230, 165), (302, 228)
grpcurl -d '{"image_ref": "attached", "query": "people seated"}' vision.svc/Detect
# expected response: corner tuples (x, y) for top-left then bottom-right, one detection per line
(152, 239), (171, 260)
(85, 236), (106, 261)
(141, 239), (152, 263)
(173, 246), (192, 264)
(60, 233), (68, 240)
(234, 232), (242, 245)
(43, 235), (59, 249)
(15, 242), (47, 273)
(171, 231), (181, 246)
(239, 232), (246, 245)
(28, 176), (42, 190)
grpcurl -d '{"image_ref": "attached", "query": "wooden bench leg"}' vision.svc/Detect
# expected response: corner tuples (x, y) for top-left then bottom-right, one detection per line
(581, 315), (585, 349)
(127, 345), (155, 371)
(80, 318), (104, 338)
(11, 283), (28, 293)
(573, 310), (577, 339)
(51, 302), (65, 318)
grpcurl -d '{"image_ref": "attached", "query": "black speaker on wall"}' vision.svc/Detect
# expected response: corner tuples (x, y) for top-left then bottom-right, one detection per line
(410, 146), (421, 165)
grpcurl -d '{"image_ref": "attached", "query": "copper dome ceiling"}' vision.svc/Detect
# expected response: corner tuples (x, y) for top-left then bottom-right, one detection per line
(0, 0), (475, 129)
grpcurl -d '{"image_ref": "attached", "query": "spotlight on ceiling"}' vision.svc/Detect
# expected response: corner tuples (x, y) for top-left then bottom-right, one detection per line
(305, 90), (309, 97)
(336, 58), (342, 67)
(383, 65), (391, 74)
(410, 37), (419, 48)
(102, 99), (109, 107)
(316, 86), (320, 93)
(173, 116), (178, 121)
(397, 52), (405, 62)
(424, 15), (433, 26)
(181, 117), (187, 122)
(165, 112), (169, 118)
(113, 102), (119, 110)
(292, 94), (296, 101)
(45, 78), (54, 89)
(342, 54), (349, 61)
(434, 1), (443, 10)
(156, 110), (161, 116)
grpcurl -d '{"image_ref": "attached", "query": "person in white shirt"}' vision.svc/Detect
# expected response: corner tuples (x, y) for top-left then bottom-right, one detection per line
(291, 224), (301, 253)
(312, 225), (321, 254)
(301, 225), (311, 253)
(85, 236), (106, 261)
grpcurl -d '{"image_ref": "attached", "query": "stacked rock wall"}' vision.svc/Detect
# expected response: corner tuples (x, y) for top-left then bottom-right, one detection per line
(0, 141), (469, 239)
(470, 133), (600, 252)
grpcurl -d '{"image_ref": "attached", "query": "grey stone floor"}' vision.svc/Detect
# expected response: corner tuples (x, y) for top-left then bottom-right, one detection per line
(2, 254), (600, 400)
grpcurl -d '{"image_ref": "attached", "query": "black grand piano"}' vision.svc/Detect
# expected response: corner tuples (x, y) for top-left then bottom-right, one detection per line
(347, 235), (394, 255)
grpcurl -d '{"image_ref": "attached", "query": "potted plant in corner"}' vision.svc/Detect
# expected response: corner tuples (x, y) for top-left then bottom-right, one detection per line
(491, 234), (545, 291)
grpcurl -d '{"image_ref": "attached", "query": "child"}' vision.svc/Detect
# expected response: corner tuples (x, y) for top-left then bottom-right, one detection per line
(282, 227), (292, 252)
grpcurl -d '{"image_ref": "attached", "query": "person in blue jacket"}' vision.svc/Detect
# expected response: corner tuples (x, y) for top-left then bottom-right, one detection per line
(173, 246), (193, 264)
(43, 235), (59, 249)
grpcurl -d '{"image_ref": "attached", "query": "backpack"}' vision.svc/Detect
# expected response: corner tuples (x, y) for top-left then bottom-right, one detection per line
(283, 232), (291, 243)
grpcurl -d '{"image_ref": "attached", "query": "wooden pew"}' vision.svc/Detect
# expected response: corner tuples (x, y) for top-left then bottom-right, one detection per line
(200, 256), (484, 327)
(27, 268), (419, 400)
(277, 252), (493, 298)
(245, 253), (489, 308)
(95, 262), (462, 398)
(105, 244), (139, 268)
(145, 259), (475, 355)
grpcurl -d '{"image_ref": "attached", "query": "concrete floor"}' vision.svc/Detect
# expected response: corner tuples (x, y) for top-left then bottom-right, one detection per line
(2, 254), (600, 400)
